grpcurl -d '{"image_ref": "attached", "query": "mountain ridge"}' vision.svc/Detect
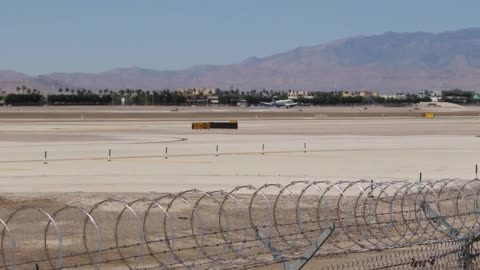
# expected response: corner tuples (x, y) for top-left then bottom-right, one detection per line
(2, 27), (480, 93)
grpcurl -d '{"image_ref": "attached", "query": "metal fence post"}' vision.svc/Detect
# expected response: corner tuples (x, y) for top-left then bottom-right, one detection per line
(460, 241), (472, 270)
(419, 194), (474, 269)
(255, 224), (335, 270)
(459, 229), (480, 270)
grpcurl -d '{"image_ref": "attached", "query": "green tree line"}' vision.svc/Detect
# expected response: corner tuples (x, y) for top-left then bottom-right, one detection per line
(4, 94), (44, 106)
(48, 94), (112, 105)
(0, 87), (439, 106)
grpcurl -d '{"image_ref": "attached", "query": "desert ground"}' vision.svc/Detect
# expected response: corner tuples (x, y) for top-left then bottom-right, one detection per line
(0, 105), (479, 193)
(0, 105), (479, 269)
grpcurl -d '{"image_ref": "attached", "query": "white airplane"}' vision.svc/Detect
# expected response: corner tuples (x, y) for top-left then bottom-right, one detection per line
(259, 99), (298, 108)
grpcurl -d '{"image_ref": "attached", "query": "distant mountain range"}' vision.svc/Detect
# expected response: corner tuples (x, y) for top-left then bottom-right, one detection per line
(2, 27), (480, 93)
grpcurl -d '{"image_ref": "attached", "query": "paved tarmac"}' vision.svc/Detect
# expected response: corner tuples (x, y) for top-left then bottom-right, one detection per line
(0, 108), (479, 193)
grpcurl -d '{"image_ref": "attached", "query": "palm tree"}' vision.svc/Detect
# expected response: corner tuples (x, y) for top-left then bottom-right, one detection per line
(16, 86), (20, 94)
(58, 88), (63, 94)
(145, 91), (151, 105)
(21, 85), (27, 94)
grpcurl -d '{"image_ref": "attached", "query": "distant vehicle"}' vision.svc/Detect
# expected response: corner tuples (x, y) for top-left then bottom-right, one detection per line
(259, 99), (298, 108)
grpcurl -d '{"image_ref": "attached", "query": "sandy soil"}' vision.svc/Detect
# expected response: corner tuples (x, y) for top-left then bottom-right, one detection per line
(0, 107), (478, 193)
(0, 106), (477, 269)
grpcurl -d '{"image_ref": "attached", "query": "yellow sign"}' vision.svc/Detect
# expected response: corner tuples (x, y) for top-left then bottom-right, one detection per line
(192, 122), (210, 129)
(422, 113), (435, 118)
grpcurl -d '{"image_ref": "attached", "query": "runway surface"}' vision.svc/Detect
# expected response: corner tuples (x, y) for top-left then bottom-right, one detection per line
(0, 110), (479, 193)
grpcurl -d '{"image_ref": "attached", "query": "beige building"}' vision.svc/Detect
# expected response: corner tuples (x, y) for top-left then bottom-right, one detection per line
(358, 91), (379, 98)
(287, 90), (313, 99)
(176, 88), (219, 97)
(340, 91), (355, 97)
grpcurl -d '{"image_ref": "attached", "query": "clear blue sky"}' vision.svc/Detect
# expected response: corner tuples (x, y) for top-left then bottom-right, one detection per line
(1, 0), (479, 75)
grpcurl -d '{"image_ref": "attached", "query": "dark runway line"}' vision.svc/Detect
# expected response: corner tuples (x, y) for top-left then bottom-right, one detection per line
(0, 146), (478, 164)
(0, 137), (188, 149)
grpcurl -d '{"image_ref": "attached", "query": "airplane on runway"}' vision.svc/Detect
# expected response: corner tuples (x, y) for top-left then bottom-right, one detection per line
(259, 99), (298, 108)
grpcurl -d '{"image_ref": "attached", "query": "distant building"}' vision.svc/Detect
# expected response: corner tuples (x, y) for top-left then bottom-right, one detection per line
(393, 93), (407, 100)
(340, 90), (378, 98)
(207, 95), (219, 104)
(287, 90), (313, 99)
(340, 91), (354, 97)
(431, 90), (442, 102)
(176, 88), (219, 97)
(432, 90), (442, 97)
(417, 90), (433, 99)
(176, 88), (219, 105)
(473, 94), (480, 103)
(442, 89), (474, 104)
(358, 91), (378, 98)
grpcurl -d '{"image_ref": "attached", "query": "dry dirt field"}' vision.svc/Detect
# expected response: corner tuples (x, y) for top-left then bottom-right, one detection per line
(0, 105), (479, 269)
(0, 105), (479, 193)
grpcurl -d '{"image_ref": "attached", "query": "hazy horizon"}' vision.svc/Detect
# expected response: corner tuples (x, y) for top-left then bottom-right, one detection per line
(2, 0), (480, 75)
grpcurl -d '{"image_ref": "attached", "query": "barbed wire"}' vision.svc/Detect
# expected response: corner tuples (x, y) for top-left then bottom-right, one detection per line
(1, 178), (480, 269)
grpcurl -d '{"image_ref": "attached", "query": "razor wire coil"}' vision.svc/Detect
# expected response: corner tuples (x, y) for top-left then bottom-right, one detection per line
(1, 178), (480, 269)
